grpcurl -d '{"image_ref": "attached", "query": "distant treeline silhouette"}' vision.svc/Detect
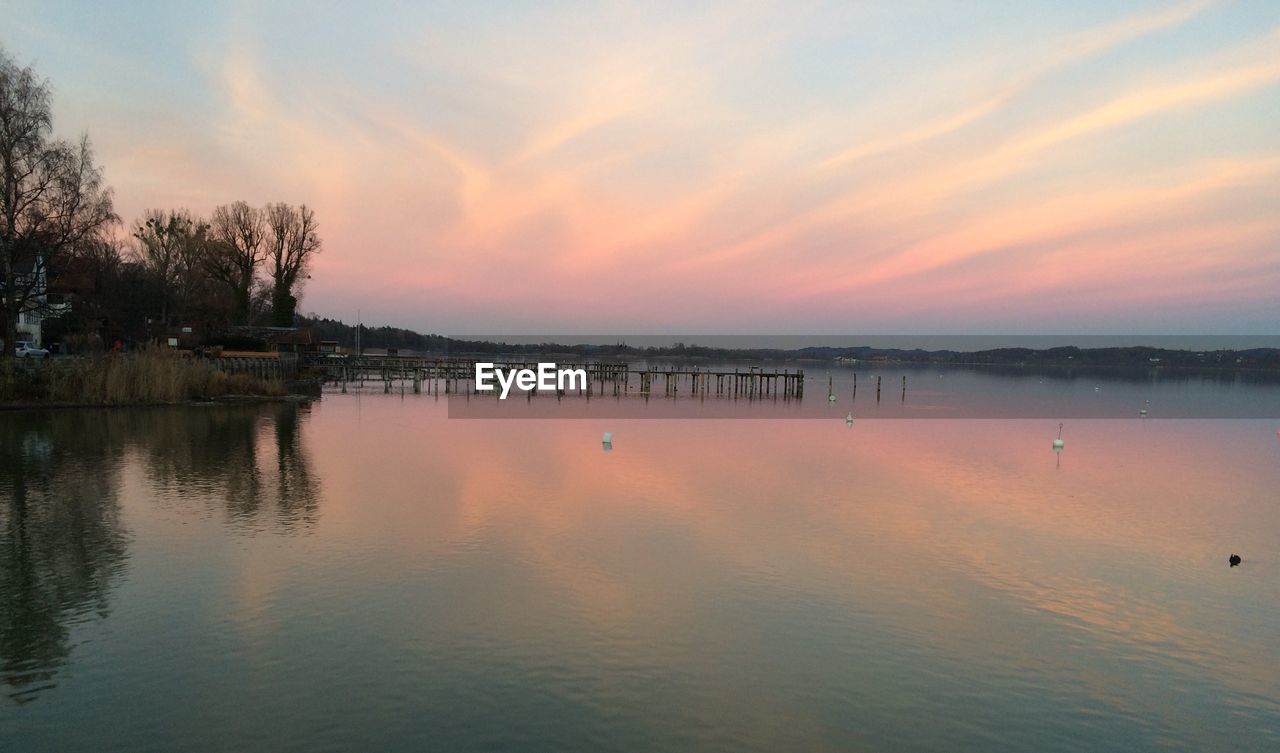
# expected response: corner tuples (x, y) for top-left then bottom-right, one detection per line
(292, 319), (1280, 370)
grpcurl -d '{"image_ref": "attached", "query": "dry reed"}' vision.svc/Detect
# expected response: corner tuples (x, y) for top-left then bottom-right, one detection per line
(1, 349), (287, 405)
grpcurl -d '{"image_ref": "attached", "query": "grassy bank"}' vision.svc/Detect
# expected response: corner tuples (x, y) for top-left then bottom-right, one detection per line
(1, 350), (287, 405)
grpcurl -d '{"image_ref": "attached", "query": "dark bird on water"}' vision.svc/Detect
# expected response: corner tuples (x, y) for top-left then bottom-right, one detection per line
(1229, 554), (1242, 567)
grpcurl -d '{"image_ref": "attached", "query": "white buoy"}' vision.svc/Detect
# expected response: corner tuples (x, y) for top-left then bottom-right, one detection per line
(828, 394), (837, 403)
(1052, 422), (1065, 449)
(602, 431), (613, 451)
(845, 411), (853, 424)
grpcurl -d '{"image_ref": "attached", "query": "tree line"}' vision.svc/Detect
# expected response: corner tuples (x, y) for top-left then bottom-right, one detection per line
(130, 201), (321, 330)
(0, 46), (321, 357)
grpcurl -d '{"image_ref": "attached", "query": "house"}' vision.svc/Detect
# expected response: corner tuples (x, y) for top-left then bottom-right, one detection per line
(7, 255), (69, 348)
(16, 308), (43, 346)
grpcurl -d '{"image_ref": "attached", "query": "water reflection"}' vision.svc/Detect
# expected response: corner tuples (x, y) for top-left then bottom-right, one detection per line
(271, 403), (320, 527)
(0, 402), (319, 703)
(4, 395), (1279, 751)
(136, 403), (320, 530)
(299, 403), (1280, 750)
(0, 413), (128, 704)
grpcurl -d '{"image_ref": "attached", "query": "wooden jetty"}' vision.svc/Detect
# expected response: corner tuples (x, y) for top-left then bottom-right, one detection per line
(301, 354), (806, 399)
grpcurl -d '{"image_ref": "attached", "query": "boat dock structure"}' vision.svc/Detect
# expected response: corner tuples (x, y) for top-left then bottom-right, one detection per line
(301, 354), (808, 399)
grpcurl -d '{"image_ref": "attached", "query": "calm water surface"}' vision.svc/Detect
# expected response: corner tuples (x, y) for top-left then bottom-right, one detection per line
(2, 384), (1279, 751)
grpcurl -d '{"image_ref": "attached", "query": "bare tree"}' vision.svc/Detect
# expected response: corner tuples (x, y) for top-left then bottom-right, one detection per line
(263, 202), (321, 326)
(206, 201), (265, 325)
(131, 209), (209, 327)
(173, 215), (213, 325)
(0, 48), (116, 356)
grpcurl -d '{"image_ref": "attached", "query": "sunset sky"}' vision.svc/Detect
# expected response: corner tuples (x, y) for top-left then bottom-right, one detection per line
(5, 0), (1279, 333)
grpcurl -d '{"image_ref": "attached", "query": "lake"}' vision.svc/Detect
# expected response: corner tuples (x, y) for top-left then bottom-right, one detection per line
(3, 370), (1279, 751)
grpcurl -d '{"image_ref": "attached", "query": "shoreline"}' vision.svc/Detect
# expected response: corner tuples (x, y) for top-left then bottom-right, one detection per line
(0, 393), (317, 413)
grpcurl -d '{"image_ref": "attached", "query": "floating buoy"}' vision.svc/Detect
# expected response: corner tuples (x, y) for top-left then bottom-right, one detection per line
(1229, 553), (1241, 567)
(845, 412), (853, 425)
(1052, 422), (1065, 449)
(602, 431), (613, 451)
(828, 394), (837, 403)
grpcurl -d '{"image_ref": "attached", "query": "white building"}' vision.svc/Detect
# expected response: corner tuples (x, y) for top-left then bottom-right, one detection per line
(17, 309), (43, 345)
(6, 256), (67, 348)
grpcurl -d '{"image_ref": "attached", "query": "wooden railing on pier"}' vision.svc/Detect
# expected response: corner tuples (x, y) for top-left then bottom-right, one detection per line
(301, 354), (806, 399)
(208, 351), (298, 381)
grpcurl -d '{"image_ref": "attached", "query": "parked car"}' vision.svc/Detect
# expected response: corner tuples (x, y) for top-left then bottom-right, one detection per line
(15, 341), (50, 358)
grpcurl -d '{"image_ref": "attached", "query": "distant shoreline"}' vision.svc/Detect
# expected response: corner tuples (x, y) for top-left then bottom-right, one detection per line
(401, 344), (1280, 372)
